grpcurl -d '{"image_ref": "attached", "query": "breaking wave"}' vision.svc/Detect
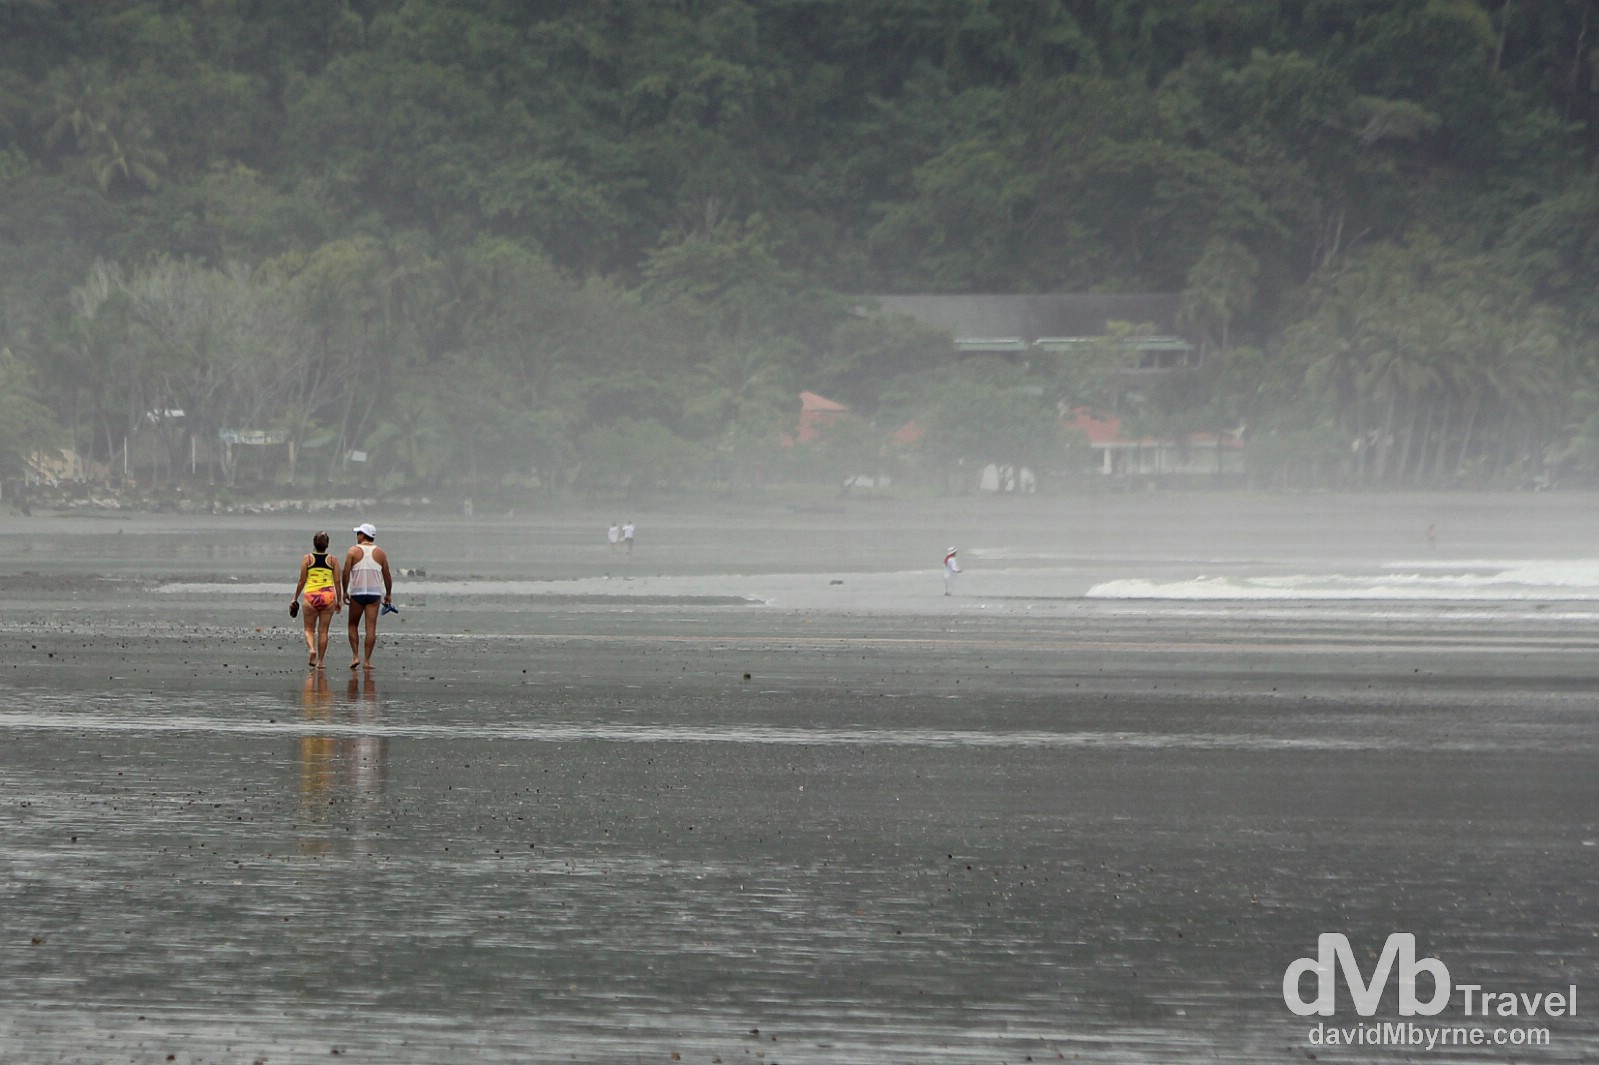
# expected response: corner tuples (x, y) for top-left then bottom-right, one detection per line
(1087, 560), (1599, 601)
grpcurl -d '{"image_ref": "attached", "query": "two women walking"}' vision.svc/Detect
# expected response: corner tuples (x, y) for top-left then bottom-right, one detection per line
(291, 524), (393, 670)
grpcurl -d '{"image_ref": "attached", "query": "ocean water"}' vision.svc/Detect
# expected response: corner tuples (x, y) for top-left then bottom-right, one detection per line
(4, 496), (1599, 1062)
(157, 554), (1599, 609)
(1089, 558), (1599, 602)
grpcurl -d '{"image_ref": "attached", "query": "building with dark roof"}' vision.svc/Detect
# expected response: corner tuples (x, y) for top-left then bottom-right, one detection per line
(863, 293), (1198, 369)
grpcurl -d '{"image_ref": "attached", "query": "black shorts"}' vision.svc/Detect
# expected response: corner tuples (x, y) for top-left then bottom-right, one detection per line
(349, 594), (383, 607)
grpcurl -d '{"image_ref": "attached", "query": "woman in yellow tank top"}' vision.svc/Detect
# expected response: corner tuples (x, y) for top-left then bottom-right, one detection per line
(291, 531), (343, 668)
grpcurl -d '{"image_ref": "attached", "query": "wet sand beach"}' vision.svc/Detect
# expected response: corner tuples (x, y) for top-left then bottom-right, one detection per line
(2, 493), (1597, 1063)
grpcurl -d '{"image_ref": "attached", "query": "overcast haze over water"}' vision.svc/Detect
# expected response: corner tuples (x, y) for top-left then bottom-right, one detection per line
(2, 491), (1598, 1063)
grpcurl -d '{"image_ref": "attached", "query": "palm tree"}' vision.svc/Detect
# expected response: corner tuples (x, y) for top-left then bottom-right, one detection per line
(45, 64), (166, 194)
(686, 343), (795, 487)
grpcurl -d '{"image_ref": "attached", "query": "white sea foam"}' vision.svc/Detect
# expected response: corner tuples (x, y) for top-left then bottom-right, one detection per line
(156, 558), (1599, 609)
(1088, 559), (1599, 601)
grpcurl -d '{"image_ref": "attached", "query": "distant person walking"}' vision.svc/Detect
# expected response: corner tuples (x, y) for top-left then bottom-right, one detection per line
(291, 530), (343, 668)
(342, 522), (393, 670)
(943, 546), (960, 596)
(622, 520), (635, 556)
(607, 522), (621, 551)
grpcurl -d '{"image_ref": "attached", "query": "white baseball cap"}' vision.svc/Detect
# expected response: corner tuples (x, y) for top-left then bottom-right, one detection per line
(354, 522), (377, 538)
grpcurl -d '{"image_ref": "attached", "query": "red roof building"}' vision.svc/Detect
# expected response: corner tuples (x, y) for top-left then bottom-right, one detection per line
(890, 419), (925, 445)
(794, 391), (848, 444)
(1065, 408), (1245, 476)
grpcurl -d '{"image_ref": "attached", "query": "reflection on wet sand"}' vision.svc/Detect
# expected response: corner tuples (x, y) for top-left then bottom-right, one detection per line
(8, 490), (1599, 1062)
(298, 670), (389, 855)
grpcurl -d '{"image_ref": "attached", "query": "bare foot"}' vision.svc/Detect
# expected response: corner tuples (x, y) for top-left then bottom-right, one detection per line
(350, 659), (361, 670)
(308, 654), (317, 667)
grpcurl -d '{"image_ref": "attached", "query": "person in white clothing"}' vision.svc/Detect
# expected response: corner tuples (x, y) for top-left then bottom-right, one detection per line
(607, 522), (620, 550)
(622, 520), (635, 555)
(342, 522), (393, 670)
(943, 546), (960, 595)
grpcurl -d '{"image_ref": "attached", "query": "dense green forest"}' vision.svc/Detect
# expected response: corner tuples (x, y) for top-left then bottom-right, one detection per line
(4, 0), (1599, 497)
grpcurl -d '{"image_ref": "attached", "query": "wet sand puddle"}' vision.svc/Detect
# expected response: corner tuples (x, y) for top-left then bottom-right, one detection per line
(8, 679), (1599, 753)
(2, 728), (1252, 1060)
(5, 659), (1599, 1064)
(7, 495), (1599, 1062)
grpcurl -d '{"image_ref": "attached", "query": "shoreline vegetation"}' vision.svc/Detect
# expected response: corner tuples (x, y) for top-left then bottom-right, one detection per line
(3, 4), (1599, 502)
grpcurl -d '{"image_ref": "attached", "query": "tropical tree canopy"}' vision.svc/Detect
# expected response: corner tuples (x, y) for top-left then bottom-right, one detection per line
(1, 0), (1597, 494)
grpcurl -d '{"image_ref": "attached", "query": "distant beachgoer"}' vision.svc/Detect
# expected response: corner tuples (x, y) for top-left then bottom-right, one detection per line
(292, 530), (343, 668)
(342, 522), (393, 670)
(622, 520), (635, 555)
(943, 546), (960, 595)
(607, 522), (620, 550)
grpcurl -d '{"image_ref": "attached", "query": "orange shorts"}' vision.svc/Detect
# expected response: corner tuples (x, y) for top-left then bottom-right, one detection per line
(304, 588), (336, 611)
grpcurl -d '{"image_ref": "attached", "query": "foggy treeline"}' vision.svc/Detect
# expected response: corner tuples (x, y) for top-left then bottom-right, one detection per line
(3, 1), (1599, 496)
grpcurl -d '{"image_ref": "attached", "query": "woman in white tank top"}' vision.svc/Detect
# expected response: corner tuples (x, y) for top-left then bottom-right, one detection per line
(342, 523), (392, 669)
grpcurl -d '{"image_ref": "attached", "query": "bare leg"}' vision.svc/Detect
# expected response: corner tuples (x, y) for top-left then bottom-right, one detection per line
(302, 606), (317, 665)
(361, 602), (380, 667)
(314, 610), (333, 668)
(348, 609), (363, 669)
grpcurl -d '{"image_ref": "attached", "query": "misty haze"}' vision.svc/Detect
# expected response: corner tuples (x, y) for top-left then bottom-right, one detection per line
(3, 4), (1599, 1064)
